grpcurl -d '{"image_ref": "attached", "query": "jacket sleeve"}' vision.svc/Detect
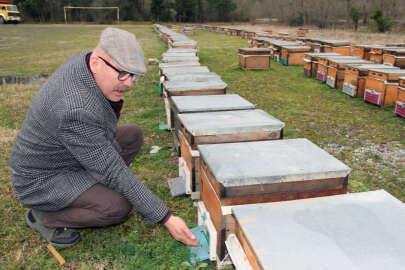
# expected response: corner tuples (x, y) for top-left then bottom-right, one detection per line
(57, 108), (169, 225)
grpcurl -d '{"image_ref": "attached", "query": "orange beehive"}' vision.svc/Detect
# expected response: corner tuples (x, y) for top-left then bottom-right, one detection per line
(352, 45), (376, 59)
(396, 77), (405, 117)
(304, 52), (341, 78)
(368, 46), (390, 63)
(326, 58), (371, 89)
(321, 40), (352, 56)
(239, 48), (271, 70)
(364, 69), (405, 106)
(280, 45), (311, 65)
(342, 64), (399, 97)
(316, 56), (356, 82)
(382, 48), (405, 68)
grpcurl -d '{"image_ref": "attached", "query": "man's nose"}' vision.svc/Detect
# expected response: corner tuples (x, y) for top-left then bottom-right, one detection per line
(123, 76), (134, 87)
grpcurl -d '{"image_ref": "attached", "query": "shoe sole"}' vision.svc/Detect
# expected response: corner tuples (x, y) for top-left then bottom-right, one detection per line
(25, 210), (81, 248)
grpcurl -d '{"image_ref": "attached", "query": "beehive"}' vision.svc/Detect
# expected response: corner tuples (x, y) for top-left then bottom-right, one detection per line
(342, 64), (398, 97)
(178, 110), (285, 195)
(317, 56), (358, 82)
(238, 48), (271, 70)
(382, 48), (405, 68)
(364, 68), (405, 106)
(326, 58), (371, 89)
(170, 94), (255, 155)
(230, 190), (405, 270)
(280, 45), (311, 65)
(198, 139), (351, 260)
(304, 52), (340, 78)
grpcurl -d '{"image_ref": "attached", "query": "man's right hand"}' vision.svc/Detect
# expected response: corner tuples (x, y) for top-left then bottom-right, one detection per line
(163, 215), (200, 246)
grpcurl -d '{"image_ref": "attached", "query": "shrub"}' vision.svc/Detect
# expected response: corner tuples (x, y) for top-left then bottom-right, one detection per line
(370, 10), (393, 32)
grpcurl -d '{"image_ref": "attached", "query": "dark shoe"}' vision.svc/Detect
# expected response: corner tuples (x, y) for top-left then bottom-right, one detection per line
(25, 209), (81, 248)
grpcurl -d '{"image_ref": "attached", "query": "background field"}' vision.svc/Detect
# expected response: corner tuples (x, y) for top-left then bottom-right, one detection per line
(0, 24), (404, 269)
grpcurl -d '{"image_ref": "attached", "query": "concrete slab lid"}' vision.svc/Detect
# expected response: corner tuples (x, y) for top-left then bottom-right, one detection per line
(167, 48), (198, 53)
(166, 72), (220, 81)
(325, 56), (361, 61)
(239, 47), (271, 52)
(329, 59), (372, 64)
(367, 68), (405, 75)
(305, 52), (341, 57)
(164, 79), (227, 92)
(179, 109), (285, 137)
(197, 138), (350, 187)
(162, 52), (196, 57)
(171, 94), (255, 113)
(231, 190), (405, 270)
(162, 56), (199, 62)
(159, 61), (200, 69)
(345, 64), (399, 70)
(353, 44), (384, 48)
(163, 66), (210, 76)
(281, 45), (311, 51)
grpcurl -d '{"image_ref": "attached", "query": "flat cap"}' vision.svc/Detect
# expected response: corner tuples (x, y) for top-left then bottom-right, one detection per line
(98, 27), (147, 75)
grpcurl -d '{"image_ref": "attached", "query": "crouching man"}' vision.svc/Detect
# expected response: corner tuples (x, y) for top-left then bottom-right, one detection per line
(9, 27), (198, 247)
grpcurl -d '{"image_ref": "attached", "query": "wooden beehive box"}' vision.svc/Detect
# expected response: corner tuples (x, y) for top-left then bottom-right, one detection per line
(238, 48), (271, 70)
(368, 45), (389, 63)
(304, 52), (341, 78)
(382, 48), (405, 68)
(321, 40), (351, 55)
(229, 190), (405, 270)
(316, 56), (357, 82)
(178, 110), (285, 196)
(326, 58), (371, 89)
(170, 93), (255, 164)
(342, 64), (398, 97)
(364, 68), (405, 106)
(280, 45), (311, 65)
(268, 39), (304, 62)
(396, 77), (405, 117)
(198, 139), (351, 260)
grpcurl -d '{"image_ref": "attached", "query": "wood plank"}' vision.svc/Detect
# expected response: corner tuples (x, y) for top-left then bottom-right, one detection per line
(234, 217), (263, 270)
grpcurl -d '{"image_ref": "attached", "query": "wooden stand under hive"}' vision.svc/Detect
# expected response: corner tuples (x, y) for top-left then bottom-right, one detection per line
(238, 48), (271, 70)
(198, 139), (351, 260)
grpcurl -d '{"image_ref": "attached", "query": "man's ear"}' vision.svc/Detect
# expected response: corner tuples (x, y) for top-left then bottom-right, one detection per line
(89, 54), (100, 74)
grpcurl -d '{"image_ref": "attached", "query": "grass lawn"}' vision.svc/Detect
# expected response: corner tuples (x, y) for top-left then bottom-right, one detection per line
(0, 24), (404, 269)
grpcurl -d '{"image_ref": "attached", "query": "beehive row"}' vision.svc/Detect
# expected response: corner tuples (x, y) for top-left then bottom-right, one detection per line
(154, 24), (405, 270)
(196, 24), (405, 118)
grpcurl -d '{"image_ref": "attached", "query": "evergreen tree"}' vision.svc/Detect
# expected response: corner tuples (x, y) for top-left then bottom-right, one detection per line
(150, 0), (164, 21)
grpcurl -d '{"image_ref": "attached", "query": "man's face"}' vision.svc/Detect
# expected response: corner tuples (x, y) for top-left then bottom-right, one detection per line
(94, 56), (134, 102)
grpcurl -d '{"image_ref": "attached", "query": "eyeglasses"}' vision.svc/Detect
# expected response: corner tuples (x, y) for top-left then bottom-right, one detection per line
(98, 56), (140, 82)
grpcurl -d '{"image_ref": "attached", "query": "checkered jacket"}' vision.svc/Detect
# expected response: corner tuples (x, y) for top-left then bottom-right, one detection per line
(9, 52), (168, 224)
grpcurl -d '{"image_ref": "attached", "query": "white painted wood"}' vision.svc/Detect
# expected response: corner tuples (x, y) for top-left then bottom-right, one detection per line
(225, 234), (253, 270)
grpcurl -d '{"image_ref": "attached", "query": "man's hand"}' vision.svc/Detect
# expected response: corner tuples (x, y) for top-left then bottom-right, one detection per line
(164, 215), (199, 246)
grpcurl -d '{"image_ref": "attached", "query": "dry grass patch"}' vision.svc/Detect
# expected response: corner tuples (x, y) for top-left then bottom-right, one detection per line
(232, 23), (405, 44)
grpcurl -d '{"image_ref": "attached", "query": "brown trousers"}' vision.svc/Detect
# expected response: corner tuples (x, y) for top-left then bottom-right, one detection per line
(42, 124), (143, 228)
